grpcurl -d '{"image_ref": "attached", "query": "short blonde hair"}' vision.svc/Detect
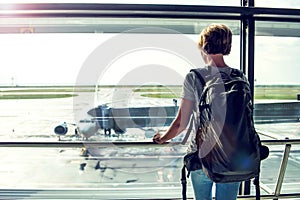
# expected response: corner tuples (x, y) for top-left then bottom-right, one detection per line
(198, 23), (232, 55)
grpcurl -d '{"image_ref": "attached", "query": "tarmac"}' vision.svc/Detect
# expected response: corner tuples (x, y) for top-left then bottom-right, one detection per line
(0, 90), (299, 199)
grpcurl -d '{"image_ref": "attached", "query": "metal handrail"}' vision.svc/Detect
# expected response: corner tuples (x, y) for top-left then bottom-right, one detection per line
(0, 138), (300, 147)
(274, 144), (291, 197)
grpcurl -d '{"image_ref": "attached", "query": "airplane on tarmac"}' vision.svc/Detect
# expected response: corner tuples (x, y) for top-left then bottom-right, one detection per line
(54, 100), (300, 140)
(54, 99), (179, 140)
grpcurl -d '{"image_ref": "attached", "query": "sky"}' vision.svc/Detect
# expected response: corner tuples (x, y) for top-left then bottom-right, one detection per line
(0, 1), (299, 86)
(0, 33), (299, 86)
(0, 34), (100, 86)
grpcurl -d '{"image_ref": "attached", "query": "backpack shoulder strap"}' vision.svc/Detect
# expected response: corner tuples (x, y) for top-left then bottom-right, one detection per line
(181, 165), (187, 200)
(230, 68), (245, 79)
(190, 68), (208, 87)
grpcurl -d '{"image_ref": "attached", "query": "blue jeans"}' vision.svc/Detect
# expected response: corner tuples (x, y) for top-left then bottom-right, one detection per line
(190, 169), (240, 200)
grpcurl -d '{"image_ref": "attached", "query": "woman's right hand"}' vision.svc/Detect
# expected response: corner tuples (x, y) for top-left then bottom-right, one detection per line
(152, 133), (164, 144)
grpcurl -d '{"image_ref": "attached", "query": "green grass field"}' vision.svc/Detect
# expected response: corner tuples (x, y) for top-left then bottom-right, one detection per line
(136, 85), (300, 100)
(254, 85), (300, 100)
(0, 85), (299, 100)
(0, 87), (80, 99)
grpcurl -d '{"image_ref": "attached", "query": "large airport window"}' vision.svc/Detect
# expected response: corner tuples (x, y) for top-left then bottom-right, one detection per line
(1, 2), (300, 200)
(253, 21), (300, 195)
(0, 17), (240, 199)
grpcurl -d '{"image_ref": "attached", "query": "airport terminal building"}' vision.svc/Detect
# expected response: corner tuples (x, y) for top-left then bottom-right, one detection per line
(0, 1), (300, 199)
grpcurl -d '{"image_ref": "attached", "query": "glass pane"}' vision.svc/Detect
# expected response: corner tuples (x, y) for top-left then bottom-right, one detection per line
(254, 21), (300, 138)
(254, 22), (300, 198)
(0, 19), (239, 141)
(0, 17), (239, 199)
(0, 20), (238, 199)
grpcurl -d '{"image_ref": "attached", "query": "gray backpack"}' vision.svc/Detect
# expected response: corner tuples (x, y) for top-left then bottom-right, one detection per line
(193, 67), (261, 182)
(181, 67), (268, 200)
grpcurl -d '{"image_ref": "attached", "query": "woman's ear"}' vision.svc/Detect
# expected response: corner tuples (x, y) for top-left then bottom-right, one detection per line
(199, 49), (209, 65)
